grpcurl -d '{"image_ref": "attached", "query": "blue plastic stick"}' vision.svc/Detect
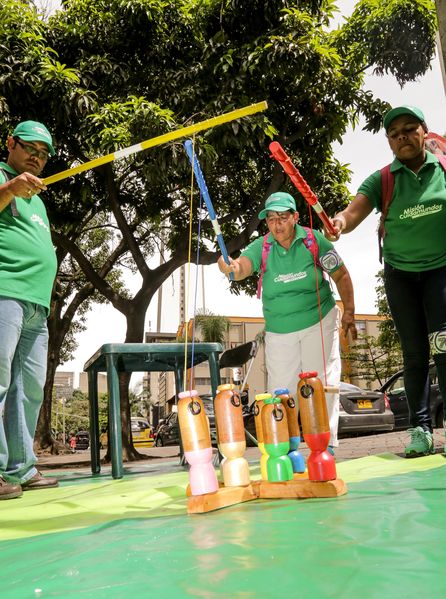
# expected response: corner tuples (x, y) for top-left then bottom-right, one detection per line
(184, 140), (234, 280)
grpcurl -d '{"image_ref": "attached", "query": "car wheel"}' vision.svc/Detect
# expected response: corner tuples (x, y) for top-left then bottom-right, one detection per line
(155, 436), (164, 447)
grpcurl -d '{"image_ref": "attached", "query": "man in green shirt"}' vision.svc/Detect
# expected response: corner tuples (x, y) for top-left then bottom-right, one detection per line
(218, 192), (357, 452)
(0, 121), (59, 499)
(329, 105), (446, 457)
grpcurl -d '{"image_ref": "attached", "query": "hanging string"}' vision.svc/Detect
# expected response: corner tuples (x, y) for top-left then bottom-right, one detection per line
(307, 205), (328, 387)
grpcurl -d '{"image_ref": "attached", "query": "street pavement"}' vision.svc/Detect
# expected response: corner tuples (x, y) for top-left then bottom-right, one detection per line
(37, 428), (446, 472)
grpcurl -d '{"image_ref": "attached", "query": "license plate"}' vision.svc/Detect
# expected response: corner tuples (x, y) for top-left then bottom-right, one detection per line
(133, 431), (142, 438)
(358, 400), (373, 409)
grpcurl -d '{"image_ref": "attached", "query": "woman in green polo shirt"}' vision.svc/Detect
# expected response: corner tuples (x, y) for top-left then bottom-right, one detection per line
(218, 192), (357, 452)
(329, 105), (446, 458)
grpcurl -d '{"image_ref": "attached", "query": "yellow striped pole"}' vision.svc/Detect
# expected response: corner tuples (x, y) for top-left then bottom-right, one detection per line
(43, 101), (268, 186)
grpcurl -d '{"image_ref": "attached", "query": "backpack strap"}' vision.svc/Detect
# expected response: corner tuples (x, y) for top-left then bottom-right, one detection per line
(302, 226), (319, 264)
(0, 167), (19, 217)
(437, 154), (446, 170)
(256, 227), (320, 299)
(256, 233), (272, 299)
(378, 165), (393, 264)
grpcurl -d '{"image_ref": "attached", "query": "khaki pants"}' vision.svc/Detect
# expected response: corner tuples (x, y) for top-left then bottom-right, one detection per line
(265, 306), (341, 446)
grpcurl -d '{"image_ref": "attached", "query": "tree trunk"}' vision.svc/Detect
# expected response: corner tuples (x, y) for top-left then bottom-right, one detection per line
(35, 362), (58, 453)
(103, 304), (151, 462)
(35, 278), (97, 452)
(435, 0), (446, 93)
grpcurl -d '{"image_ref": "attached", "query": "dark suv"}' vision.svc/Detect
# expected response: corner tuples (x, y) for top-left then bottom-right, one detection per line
(155, 396), (216, 447)
(380, 363), (444, 430)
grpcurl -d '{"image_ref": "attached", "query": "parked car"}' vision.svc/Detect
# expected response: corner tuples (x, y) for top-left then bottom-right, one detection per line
(242, 382), (394, 445)
(155, 397), (217, 447)
(75, 430), (90, 450)
(100, 417), (155, 448)
(337, 382), (394, 436)
(380, 364), (444, 430)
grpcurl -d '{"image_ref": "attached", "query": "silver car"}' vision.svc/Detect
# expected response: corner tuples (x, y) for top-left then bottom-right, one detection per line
(338, 382), (395, 436)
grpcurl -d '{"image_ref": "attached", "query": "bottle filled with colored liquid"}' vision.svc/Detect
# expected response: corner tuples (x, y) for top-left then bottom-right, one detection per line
(177, 390), (219, 495)
(254, 393), (270, 480)
(274, 387), (305, 474)
(261, 396), (293, 482)
(214, 383), (250, 487)
(297, 372), (336, 481)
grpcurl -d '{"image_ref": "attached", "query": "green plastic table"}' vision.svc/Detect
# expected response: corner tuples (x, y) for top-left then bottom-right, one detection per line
(83, 342), (223, 479)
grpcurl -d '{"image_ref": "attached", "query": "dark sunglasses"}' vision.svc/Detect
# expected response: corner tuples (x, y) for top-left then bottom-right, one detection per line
(14, 137), (49, 161)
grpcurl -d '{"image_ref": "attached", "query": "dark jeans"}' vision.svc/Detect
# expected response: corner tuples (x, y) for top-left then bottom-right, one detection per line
(384, 263), (446, 433)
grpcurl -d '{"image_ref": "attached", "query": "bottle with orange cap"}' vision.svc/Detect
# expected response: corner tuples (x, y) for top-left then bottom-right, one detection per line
(274, 387), (305, 474)
(177, 389), (219, 495)
(254, 393), (270, 480)
(214, 383), (250, 487)
(261, 396), (293, 482)
(297, 372), (336, 482)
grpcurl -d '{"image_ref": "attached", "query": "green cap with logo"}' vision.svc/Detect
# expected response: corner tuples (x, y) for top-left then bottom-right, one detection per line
(258, 192), (296, 219)
(12, 120), (55, 156)
(383, 105), (425, 131)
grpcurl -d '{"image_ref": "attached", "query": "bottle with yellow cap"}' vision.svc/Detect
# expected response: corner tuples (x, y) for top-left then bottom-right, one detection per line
(253, 393), (270, 480)
(177, 389), (219, 495)
(261, 396), (293, 482)
(297, 372), (336, 481)
(214, 383), (250, 487)
(274, 387), (305, 474)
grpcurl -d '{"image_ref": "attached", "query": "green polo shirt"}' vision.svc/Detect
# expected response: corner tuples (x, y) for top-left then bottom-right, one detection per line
(241, 225), (342, 333)
(358, 151), (446, 271)
(0, 163), (57, 310)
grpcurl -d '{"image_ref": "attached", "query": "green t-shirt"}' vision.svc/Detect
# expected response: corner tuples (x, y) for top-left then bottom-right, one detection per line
(358, 151), (446, 271)
(241, 225), (342, 333)
(0, 163), (57, 310)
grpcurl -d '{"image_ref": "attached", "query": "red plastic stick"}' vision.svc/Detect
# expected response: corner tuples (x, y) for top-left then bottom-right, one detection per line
(269, 141), (336, 236)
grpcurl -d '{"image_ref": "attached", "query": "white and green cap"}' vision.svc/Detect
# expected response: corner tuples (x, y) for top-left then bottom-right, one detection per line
(258, 192), (296, 219)
(12, 120), (55, 156)
(383, 106), (425, 131)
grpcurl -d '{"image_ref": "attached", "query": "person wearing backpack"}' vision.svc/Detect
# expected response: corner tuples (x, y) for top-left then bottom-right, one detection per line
(217, 192), (357, 454)
(328, 104), (446, 458)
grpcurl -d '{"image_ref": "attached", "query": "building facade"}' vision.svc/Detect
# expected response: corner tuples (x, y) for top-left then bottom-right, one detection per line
(141, 307), (386, 424)
(55, 307), (386, 426)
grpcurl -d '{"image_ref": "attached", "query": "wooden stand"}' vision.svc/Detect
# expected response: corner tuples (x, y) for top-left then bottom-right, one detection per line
(252, 477), (347, 499)
(186, 476), (347, 513)
(187, 483), (258, 514)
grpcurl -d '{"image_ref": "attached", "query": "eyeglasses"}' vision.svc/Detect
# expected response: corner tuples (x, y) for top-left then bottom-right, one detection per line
(14, 137), (49, 161)
(266, 212), (293, 225)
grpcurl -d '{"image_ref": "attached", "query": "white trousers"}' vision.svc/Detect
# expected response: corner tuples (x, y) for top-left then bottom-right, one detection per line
(265, 306), (341, 446)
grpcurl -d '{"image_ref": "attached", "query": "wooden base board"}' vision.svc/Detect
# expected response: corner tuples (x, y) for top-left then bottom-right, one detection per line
(187, 483), (258, 514)
(253, 477), (347, 499)
(187, 477), (347, 513)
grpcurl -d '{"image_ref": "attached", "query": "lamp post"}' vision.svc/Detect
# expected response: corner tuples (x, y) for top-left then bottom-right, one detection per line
(61, 397), (66, 445)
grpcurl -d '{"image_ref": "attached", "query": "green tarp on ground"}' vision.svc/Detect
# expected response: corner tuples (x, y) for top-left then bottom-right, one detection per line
(2, 454), (445, 598)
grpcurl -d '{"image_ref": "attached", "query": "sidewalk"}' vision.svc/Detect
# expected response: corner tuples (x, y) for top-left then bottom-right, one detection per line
(37, 429), (445, 472)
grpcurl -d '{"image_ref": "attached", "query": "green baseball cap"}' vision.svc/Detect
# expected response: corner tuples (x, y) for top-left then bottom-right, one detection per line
(258, 192), (296, 219)
(383, 105), (425, 131)
(12, 120), (55, 156)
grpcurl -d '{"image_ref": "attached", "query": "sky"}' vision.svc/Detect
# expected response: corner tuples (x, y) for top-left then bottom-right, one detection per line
(36, 0), (446, 379)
